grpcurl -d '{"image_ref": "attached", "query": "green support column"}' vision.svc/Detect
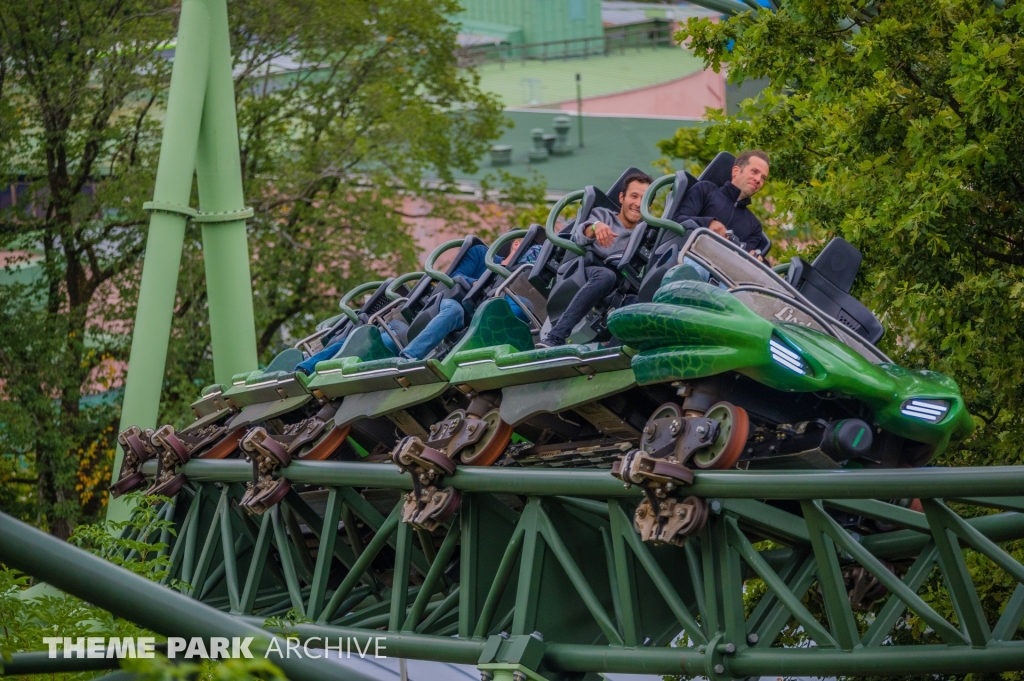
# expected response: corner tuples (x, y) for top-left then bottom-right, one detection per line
(110, 0), (257, 521)
(195, 0), (258, 384)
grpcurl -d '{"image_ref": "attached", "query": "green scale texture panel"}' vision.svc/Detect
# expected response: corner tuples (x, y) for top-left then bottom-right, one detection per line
(607, 279), (974, 452)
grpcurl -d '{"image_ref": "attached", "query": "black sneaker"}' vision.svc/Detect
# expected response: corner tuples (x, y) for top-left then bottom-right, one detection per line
(535, 338), (560, 349)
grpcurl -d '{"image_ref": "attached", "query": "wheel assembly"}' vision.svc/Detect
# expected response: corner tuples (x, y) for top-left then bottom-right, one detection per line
(111, 426), (159, 498)
(238, 426), (293, 513)
(298, 423), (352, 461)
(459, 409), (513, 466)
(612, 400), (751, 545)
(691, 402), (750, 470)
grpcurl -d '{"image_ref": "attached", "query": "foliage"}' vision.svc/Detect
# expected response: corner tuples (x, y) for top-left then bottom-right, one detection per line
(0, 495), (285, 680)
(668, 0), (1024, 469)
(68, 493), (177, 584)
(0, 0), (172, 538)
(660, 0), (1024, 676)
(0, 0), (532, 526)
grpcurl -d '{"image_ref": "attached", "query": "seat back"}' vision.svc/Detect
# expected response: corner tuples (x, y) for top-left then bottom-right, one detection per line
(264, 347), (305, 373)
(786, 238), (882, 344)
(528, 187), (617, 301)
(357, 278), (401, 321)
(402, 237), (485, 318)
(607, 166), (647, 202)
(402, 236), (486, 339)
(464, 224), (547, 311)
(697, 151), (735, 186)
(663, 170), (698, 219)
(809, 236), (862, 294)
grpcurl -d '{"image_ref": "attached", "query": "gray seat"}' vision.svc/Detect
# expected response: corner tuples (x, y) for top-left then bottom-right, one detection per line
(786, 238), (883, 344)
(402, 236), (487, 342)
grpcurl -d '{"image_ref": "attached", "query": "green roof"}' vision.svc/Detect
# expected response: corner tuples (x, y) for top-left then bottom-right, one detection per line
(474, 46), (704, 107)
(454, 110), (700, 193)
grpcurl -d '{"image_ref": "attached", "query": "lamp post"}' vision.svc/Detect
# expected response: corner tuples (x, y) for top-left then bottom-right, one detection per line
(576, 73), (584, 148)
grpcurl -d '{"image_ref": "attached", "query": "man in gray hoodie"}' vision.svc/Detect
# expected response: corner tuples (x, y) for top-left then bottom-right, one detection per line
(539, 172), (652, 347)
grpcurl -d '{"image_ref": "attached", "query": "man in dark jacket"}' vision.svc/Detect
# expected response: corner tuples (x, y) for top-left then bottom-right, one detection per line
(671, 150), (770, 257)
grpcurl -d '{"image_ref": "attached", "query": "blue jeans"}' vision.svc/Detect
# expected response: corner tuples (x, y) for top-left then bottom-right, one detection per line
(400, 298), (466, 360)
(400, 297), (530, 361)
(296, 337), (346, 375)
(681, 256), (712, 282)
(681, 256), (727, 290)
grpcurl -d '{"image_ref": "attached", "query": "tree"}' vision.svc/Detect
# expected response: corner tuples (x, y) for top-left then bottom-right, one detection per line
(0, 0), (175, 537)
(667, 0), (1024, 469)
(156, 0), (516, 426)
(0, 0), (519, 533)
(660, 0), (1024, 667)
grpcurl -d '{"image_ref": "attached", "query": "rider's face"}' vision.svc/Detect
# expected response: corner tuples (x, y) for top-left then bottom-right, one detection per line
(731, 157), (769, 200)
(620, 181), (649, 227)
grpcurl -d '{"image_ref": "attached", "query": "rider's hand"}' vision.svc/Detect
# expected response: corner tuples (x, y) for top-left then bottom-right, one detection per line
(589, 222), (616, 248)
(709, 220), (727, 237)
(749, 250), (764, 262)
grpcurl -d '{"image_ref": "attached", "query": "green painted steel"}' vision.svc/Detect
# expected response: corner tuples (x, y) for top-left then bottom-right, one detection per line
(544, 190), (586, 255)
(639, 173), (688, 236)
(609, 280), (973, 454)
(0, 511), (374, 681)
(193, 0), (258, 387)
(80, 463), (1024, 679)
(485, 228), (528, 279)
(150, 458), (1024, 499)
(111, 0), (256, 521)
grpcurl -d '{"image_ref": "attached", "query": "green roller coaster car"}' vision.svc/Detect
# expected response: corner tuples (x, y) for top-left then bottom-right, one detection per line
(609, 275), (972, 457)
(114, 156), (974, 545)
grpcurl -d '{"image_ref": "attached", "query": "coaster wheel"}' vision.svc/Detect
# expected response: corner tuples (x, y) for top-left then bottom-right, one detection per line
(420, 447), (458, 476)
(691, 402), (749, 470)
(460, 409), (513, 466)
(677, 496), (709, 535)
(148, 474), (188, 498)
(110, 472), (147, 498)
(250, 479), (292, 514)
(299, 424), (352, 461)
(638, 401), (679, 454)
(200, 429), (244, 460)
(432, 488), (463, 523)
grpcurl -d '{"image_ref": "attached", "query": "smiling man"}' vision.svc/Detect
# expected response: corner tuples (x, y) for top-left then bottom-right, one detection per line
(538, 171), (652, 348)
(672, 150), (770, 257)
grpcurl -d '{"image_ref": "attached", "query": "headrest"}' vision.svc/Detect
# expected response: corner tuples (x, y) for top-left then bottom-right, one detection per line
(811, 238), (862, 294)
(607, 166), (648, 202)
(578, 185), (621, 224)
(358, 278), (395, 317)
(698, 152), (736, 187)
(265, 347), (304, 373)
(662, 170), (694, 219)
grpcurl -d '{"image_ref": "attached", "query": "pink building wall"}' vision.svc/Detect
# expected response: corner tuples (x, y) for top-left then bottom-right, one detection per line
(557, 66), (725, 119)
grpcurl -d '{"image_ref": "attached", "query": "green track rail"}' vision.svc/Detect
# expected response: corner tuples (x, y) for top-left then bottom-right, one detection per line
(8, 464), (1024, 680)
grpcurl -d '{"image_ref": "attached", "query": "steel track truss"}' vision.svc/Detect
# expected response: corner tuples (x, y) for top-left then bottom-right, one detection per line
(113, 461), (1024, 679)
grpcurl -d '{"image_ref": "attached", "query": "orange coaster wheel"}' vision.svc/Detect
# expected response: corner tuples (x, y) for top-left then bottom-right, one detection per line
(300, 424), (352, 461)
(200, 429), (244, 459)
(692, 402), (750, 470)
(460, 409), (513, 467)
